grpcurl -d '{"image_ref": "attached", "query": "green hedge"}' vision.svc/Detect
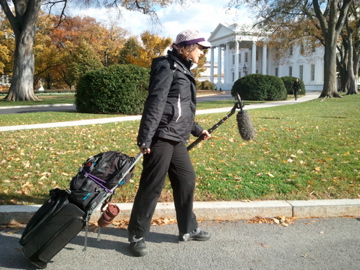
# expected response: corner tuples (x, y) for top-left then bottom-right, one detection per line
(196, 80), (216, 90)
(76, 64), (149, 114)
(281, 76), (306, 95)
(231, 74), (287, 101)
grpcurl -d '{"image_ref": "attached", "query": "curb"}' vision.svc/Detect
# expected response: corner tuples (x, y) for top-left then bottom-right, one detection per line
(1, 199), (359, 225)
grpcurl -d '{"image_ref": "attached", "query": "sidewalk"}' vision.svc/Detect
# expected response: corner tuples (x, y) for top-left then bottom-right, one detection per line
(1, 91), (359, 225)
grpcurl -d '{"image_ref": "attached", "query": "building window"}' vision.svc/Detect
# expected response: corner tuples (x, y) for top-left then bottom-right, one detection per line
(275, 67), (278, 77)
(289, 46), (293, 56)
(232, 72), (234, 82)
(299, 65), (304, 81)
(300, 43), (304, 55)
(289, 66), (293, 77)
(311, 64), (315, 81)
(245, 52), (248, 63)
(232, 55), (235, 65)
(239, 54), (241, 63)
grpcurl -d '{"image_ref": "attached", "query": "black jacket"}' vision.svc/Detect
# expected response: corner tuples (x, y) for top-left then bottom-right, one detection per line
(292, 80), (301, 91)
(137, 49), (203, 148)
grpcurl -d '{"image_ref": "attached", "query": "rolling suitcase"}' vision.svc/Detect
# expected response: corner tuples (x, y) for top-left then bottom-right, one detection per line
(19, 151), (142, 268)
(19, 189), (85, 269)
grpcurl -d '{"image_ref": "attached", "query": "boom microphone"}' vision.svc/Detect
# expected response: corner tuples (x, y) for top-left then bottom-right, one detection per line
(187, 93), (255, 151)
(235, 94), (256, 141)
(237, 110), (255, 141)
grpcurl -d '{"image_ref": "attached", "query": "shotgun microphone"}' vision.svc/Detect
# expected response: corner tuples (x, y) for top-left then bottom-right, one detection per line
(187, 93), (255, 151)
(236, 110), (255, 141)
(235, 94), (255, 141)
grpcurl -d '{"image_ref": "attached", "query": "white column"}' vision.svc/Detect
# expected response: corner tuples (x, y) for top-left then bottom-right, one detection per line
(242, 50), (246, 76)
(235, 41), (239, 81)
(217, 45), (222, 84)
(210, 47), (215, 84)
(262, 45), (267, 75)
(251, 41), (256, 74)
(225, 43), (230, 84)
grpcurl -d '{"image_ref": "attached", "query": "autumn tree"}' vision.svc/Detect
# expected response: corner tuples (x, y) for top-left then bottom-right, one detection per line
(66, 41), (104, 87)
(127, 31), (172, 68)
(228, 0), (354, 98)
(118, 37), (141, 64)
(0, 13), (12, 76)
(101, 23), (129, 66)
(192, 49), (208, 79)
(0, 0), (190, 101)
(33, 12), (61, 89)
(47, 15), (125, 88)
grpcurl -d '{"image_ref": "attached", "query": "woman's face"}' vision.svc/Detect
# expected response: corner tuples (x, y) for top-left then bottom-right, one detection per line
(188, 45), (205, 64)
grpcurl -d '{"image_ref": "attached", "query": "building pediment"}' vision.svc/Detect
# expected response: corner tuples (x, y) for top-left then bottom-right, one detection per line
(208, 23), (236, 45)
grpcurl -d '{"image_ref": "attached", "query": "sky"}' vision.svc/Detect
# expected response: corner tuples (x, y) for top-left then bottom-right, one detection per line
(66, 0), (253, 42)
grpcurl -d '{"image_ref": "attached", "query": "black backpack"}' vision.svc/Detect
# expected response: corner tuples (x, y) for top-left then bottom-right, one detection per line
(69, 151), (135, 213)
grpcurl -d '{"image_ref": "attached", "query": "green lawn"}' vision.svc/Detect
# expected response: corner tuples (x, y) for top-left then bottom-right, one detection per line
(0, 94), (359, 205)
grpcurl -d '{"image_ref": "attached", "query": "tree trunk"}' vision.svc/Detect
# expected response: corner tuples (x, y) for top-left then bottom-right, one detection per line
(314, 0), (352, 98)
(346, 29), (357, 95)
(5, 30), (39, 101)
(320, 38), (343, 98)
(1, 0), (43, 101)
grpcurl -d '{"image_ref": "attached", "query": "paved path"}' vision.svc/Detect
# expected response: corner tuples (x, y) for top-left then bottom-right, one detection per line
(1, 217), (360, 270)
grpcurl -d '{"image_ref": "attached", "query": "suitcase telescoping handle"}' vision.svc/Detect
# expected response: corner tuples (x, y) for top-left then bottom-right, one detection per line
(114, 151), (143, 191)
(85, 151), (144, 251)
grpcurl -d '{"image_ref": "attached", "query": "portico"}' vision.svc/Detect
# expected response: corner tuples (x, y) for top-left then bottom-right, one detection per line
(207, 23), (325, 91)
(208, 23), (268, 90)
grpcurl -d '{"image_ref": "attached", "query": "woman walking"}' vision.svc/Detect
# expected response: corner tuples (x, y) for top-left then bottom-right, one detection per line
(292, 78), (301, 100)
(127, 29), (212, 257)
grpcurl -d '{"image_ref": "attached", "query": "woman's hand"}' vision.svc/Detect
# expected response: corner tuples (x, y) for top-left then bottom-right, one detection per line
(201, 130), (211, 140)
(140, 147), (151, 154)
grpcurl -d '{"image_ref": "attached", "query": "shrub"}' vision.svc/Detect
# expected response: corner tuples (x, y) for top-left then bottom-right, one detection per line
(231, 74), (287, 101)
(197, 80), (216, 90)
(281, 76), (306, 95)
(76, 64), (149, 114)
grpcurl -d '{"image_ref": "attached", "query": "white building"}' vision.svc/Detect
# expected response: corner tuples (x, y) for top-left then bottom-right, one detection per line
(207, 23), (325, 91)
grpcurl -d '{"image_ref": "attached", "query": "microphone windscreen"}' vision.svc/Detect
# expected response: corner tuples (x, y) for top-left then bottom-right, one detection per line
(236, 110), (255, 141)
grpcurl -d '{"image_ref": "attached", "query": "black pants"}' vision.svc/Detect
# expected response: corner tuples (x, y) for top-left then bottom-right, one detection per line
(294, 90), (298, 100)
(128, 138), (198, 238)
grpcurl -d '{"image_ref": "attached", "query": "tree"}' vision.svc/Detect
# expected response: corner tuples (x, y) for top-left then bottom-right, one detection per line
(228, 0), (354, 98)
(66, 40), (103, 87)
(0, 0), (43, 101)
(33, 11), (60, 90)
(127, 31), (172, 68)
(0, 0), (189, 101)
(313, 0), (353, 97)
(340, 1), (360, 94)
(192, 49), (208, 79)
(118, 37), (142, 64)
(0, 13), (12, 76)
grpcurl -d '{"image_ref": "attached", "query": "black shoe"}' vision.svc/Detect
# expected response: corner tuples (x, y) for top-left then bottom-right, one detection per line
(179, 228), (211, 241)
(129, 237), (148, 257)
